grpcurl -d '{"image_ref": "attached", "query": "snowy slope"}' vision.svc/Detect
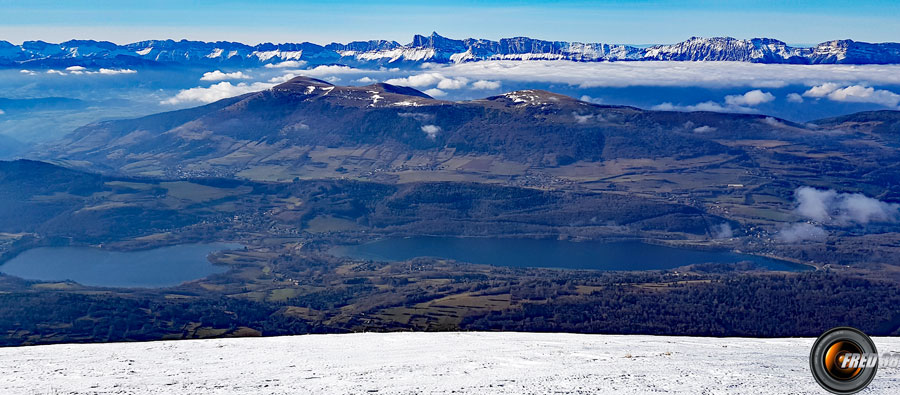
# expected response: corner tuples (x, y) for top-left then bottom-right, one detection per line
(1, 332), (899, 394)
(3, 34), (900, 68)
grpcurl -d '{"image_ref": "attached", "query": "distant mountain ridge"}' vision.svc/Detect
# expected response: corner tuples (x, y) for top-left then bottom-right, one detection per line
(3, 33), (900, 68)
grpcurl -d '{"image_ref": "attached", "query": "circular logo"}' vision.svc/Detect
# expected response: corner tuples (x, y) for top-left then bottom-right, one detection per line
(810, 327), (878, 394)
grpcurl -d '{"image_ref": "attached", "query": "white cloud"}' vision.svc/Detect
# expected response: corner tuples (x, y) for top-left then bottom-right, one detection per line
(689, 102), (732, 112)
(795, 187), (833, 222)
(825, 85), (900, 107)
(579, 95), (603, 104)
(266, 66), (369, 86)
(161, 81), (274, 105)
(471, 80), (501, 90)
(782, 185), (895, 241)
(803, 83), (900, 108)
(426, 61), (900, 88)
(200, 70), (251, 81)
(572, 113), (594, 124)
(794, 186), (900, 226)
(436, 77), (468, 90)
(397, 112), (433, 121)
(761, 117), (789, 128)
(803, 83), (841, 98)
(712, 223), (734, 239)
(385, 73), (445, 88)
(653, 90), (778, 114)
(65, 66), (87, 74)
(776, 223), (827, 243)
(651, 101), (755, 113)
(268, 73), (299, 83)
(424, 88), (446, 97)
(385, 73), (468, 90)
(693, 125), (717, 133)
(266, 65), (369, 84)
(0, 109), (5, 115)
(724, 90), (775, 106)
(19, 69), (35, 75)
(300, 65), (369, 77)
(43, 67), (135, 76)
(98, 68), (137, 75)
(421, 125), (441, 140)
(264, 60), (307, 68)
(652, 102), (696, 111)
(354, 77), (377, 84)
(786, 93), (804, 103)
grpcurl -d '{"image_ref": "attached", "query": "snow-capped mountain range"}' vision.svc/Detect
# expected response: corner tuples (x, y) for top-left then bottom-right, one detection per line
(3, 33), (900, 68)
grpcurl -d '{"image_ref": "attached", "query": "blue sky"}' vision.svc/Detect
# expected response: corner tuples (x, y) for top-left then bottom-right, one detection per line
(0, 0), (898, 45)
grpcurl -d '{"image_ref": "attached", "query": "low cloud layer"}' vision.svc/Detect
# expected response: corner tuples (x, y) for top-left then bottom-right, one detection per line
(385, 73), (469, 91)
(653, 89), (774, 113)
(652, 101), (754, 113)
(160, 62), (900, 112)
(471, 80), (501, 90)
(268, 73), (300, 84)
(161, 81), (274, 105)
(786, 93), (804, 103)
(200, 70), (251, 81)
(38, 67), (137, 76)
(802, 83), (900, 108)
(724, 90), (775, 106)
(579, 95), (603, 104)
(712, 223), (734, 239)
(776, 187), (900, 243)
(384, 73), (443, 87)
(573, 113), (594, 124)
(264, 60), (307, 69)
(280, 65), (365, 79)
(423, 88), (446, 97)
(98, 68), (137, 75)
(425, 61), (900, 88)
(795, 187), (900, 226)
(421, 124), (441, 140)
(257, 62), (900, 106)
(777, 223), (827, 243)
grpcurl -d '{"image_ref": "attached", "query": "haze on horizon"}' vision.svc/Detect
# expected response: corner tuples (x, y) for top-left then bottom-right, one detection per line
(0, 0), (898, 46)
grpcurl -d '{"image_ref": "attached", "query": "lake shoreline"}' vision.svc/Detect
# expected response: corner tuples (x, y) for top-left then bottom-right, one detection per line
(0, 243), (243, 288)
(329, 236), (811, 272)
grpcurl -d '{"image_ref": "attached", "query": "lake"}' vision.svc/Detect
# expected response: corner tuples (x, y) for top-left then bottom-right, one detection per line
(0, 243), (242, 288)
(329, 237), (810, 272)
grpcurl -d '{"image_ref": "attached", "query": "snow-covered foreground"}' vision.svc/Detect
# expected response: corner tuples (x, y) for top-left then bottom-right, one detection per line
(2, 332), (900, 394)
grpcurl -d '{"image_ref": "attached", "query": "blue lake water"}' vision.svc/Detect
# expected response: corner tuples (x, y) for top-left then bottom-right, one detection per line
(0, 243), (242, 288)
(329, 237), (810, 272)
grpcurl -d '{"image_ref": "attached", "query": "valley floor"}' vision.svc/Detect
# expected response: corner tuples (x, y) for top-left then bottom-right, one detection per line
(2, 332), (900, 394)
